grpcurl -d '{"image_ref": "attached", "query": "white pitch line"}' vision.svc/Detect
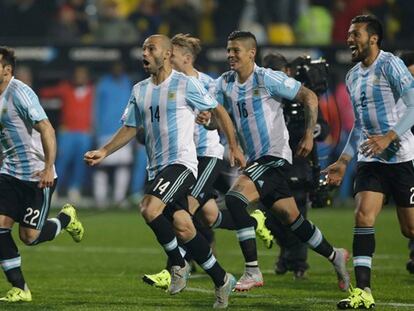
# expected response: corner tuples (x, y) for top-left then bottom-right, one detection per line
(186, 287), (414, 308)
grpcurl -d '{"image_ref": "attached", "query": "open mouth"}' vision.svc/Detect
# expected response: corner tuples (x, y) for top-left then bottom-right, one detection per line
(142, 59), (150, 66)
(349, 45), (358, 56)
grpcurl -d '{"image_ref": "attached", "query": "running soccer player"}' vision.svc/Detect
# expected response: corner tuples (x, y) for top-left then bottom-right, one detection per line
(215, 31), (349, 292)
(142, 33), (273, 290)
(84, 35), (244, 309)
(324, 15), (414, 309)
(0, 46), (84, 303)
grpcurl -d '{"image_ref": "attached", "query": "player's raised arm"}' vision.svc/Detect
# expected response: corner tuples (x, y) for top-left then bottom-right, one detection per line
(84, 125), (137, 166)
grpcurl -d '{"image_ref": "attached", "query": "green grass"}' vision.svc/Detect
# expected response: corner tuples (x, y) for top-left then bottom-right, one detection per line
(1, 206), (413, 310)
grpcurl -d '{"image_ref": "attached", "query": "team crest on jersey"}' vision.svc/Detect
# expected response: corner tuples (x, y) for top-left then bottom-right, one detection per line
(168, 92), (176, 100)
(1, 108), (6, 114)
(253, 88), (260, 97)
(371, 75), (381, 85)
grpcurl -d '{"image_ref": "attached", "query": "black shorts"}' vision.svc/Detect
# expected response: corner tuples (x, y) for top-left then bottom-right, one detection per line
(242, 156), (292, 207)
(145, 164), (195, 205)
(191, 157), (224, 207)
(0, 174), (56, 229)
(354, 161), (414, 207)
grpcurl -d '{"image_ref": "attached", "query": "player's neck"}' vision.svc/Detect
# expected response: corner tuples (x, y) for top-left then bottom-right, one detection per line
(361, 49), (380, 67)
(237, 63), (254, 84)
(151, 66), (172, 85)
(184, 67), (198, 78)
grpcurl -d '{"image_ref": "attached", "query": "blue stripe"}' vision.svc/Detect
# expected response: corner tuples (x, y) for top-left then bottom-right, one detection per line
(196, 125), (208, 156)
(253, 76), (270, 155)
(151, 88), (163, 168)
(237, 85), (255, 159)
(167, 77), (179, 162)
(360, 74), (374, 134)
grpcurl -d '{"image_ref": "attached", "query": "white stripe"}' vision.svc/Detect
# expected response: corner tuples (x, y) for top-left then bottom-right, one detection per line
(163, 238), (178, 252)
(307, 227), (323, 248)
(236, 228), (255, 241)
(201, 255), (216, 270)
(49, 218), (61, 237)
(354, 256), (372, 268)
(0, 257), (21, 271)
(192, 158), (217, 196)
(162, 169), (190, 203)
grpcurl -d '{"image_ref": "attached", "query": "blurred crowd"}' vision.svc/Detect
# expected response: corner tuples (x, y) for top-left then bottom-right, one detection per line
(0, 0), (413, 46)
(3, 0), (406, 208)
(14, 62), (147, 209)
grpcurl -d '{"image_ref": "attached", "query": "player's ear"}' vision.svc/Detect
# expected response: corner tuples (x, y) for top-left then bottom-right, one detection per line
(250, 48), (256, 60)
(370, 34), (378, 46)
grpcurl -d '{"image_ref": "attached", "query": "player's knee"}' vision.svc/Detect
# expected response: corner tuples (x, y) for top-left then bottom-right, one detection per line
(401, 227), (414, 239)
(19, 231), (39, 246)
(174, 214), (196, 242)
(354, 209), (376, 226)
(175, 225), (195, 242)
(140, 202), (161, 222)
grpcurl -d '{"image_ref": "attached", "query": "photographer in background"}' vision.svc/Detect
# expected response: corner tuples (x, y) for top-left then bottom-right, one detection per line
(399, 51), (414, 274)
(262, 53), (331, 279)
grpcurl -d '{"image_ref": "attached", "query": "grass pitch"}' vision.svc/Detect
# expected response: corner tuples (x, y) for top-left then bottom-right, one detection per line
(1, 206), (413, 310)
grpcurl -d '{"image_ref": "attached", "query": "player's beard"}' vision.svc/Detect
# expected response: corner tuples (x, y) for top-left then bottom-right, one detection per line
(352, 41), (371, 63)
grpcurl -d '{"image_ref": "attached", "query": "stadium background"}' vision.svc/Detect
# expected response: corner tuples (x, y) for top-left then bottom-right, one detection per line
(1, 0), (414, 206)
(1, 1), (414, 309)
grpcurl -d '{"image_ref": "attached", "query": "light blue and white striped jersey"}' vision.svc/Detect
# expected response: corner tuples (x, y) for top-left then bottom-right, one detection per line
(215, 64), (301, 163)
(123, 70), (218, 180)
(0, 77), (56, 181)
(346, 50), (414, 163)
(195, 71), (224, 159)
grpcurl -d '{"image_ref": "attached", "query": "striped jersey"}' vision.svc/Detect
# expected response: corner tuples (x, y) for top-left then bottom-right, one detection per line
(0, 77), (56, 181)
(346, 50), (414, 163)
(195, 71), (224, 159)
(215, 64), (301, 163)
(123, 70), (218, 180)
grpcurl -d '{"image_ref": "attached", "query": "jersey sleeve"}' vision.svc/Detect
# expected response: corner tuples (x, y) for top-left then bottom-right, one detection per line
(13, 85), (48, 125)
(121, 90), (141, 127)
(186, 76), (218, 111)
(383, 55), (414, 98)
(263, 69), (301, 101)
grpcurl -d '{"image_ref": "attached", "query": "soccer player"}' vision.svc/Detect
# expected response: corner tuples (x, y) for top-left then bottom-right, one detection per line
(142, 33), (273, 290)
(398, 51), (414, 275)
(324, 15), (414, 309)
(84, 35), (244, 309)
(0, 46), (84, 302)
(214, 31), (349, 292)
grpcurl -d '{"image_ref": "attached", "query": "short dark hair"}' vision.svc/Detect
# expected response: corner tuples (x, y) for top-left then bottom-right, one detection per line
(399, 51), (414, 68)
(262, 53), (289, 71)
(227, 31), (257, 48)
(351, 15), (383, 47)
(0, 46), (16, 74)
